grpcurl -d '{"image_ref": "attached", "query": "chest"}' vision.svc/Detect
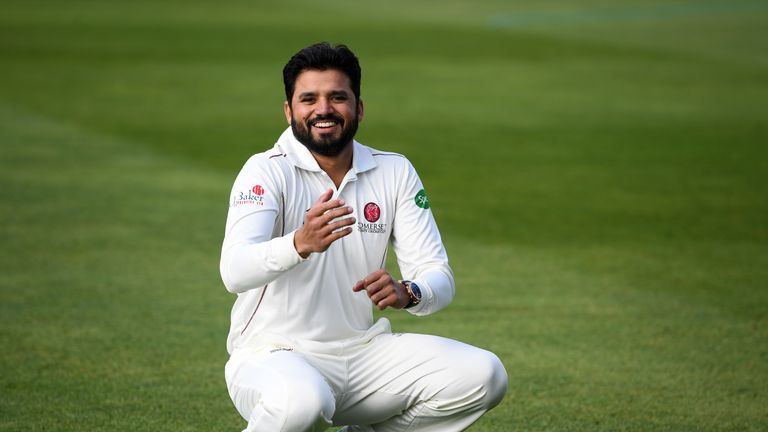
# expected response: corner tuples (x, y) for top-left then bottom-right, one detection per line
(281, 169), (395, 253)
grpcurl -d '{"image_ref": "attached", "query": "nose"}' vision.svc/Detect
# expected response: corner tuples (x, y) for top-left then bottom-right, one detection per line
(314, 97), (333, 115)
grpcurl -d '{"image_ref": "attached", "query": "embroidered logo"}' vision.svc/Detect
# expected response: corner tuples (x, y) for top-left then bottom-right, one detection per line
(415, 189), (430, 209)
(231, 184), (266, 207)
(359, 201), (386, 234)
(363, 202), (381, 223)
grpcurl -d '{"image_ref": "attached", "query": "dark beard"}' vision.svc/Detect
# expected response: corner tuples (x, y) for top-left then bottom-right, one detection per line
(291, 113), (359, 157)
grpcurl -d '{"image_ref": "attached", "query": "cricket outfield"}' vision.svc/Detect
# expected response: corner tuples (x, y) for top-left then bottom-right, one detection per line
(1, 1), (766, 430)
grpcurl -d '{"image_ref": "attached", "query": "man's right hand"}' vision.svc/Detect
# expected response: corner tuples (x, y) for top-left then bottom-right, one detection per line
(293, 189), (356, 258)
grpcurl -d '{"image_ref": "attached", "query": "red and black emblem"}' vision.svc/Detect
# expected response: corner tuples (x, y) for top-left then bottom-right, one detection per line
(363, 202), (381, 223)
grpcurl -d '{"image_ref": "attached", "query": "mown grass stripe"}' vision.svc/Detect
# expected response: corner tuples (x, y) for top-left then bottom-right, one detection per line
(489, 1), (768, 28)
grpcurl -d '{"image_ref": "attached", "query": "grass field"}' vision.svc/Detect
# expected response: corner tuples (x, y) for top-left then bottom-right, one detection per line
(1, 1), (767, 430)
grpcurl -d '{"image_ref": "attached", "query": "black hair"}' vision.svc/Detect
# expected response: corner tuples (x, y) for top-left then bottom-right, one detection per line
(283, 42), (361, 105)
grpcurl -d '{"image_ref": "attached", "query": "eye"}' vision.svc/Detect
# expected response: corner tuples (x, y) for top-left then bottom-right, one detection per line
(331, 94), (348, 102)
(298, 94), (316, 104)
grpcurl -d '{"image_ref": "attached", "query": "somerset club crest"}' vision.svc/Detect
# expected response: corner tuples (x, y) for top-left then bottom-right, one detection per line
(364, 202), (381, 223)
(359, 202), (386, 234)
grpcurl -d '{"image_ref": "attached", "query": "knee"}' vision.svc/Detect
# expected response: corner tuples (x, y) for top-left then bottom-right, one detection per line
(235, 379), (335, 432)
(277, 383), (336, 432)
(473, 351), (508, 409)
(425, 348), (508, 417)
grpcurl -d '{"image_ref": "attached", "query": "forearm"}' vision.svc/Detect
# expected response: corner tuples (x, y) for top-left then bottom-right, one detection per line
(406, 265), (455, 316)
(220, 205), (303, 294)
(220, 230), (304, 293)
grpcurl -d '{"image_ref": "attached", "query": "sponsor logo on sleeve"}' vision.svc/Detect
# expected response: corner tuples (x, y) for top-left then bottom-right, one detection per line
(358, 201), (387, 234)
(231, 184), (267, 207)
(414, 189), (430, 209)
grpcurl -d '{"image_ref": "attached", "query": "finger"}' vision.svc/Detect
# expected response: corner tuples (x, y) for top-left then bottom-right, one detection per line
(354, 269), (386, 293)
(352, 279), (365, 292)
(307, 191), (341, 216)
(318, 205), (354, 224)
(364, 274), (390, 297)
(376, 293), (397, 310)
(322, 217), (356, 235)
(369, 284), (393, 304)
(360, 269), (386, 285)
(309, 199), (348, 218)
(313, 189), (334, 206)
(352, 269), (387, 292)
(365, 274), (389, 296)
(323, 227), (353, 245)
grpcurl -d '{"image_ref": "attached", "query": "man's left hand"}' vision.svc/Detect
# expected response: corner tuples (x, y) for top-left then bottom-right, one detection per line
(352, 270), (409, 310)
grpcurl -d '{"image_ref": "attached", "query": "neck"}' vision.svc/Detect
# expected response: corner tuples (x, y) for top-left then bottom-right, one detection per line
(312, 142), (353, 188)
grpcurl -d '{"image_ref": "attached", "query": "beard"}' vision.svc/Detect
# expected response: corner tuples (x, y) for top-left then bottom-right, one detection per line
(291, 112), (359, 157)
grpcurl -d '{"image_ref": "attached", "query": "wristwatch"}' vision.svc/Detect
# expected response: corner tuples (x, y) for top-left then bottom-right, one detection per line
(401, 280), (422, 309)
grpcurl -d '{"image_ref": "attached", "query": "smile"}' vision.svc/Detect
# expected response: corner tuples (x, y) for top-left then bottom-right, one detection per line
(312, 120), (338, 129)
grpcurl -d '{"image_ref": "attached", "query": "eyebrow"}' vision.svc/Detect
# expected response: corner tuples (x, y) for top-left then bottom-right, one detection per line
(297, 89), (351, 100)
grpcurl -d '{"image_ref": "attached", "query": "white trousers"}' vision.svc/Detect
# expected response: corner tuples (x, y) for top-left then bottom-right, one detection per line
(225, 333), (508, 432)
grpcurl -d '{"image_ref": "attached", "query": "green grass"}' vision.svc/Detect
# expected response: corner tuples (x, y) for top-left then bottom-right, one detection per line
(1, 1), (767, 430)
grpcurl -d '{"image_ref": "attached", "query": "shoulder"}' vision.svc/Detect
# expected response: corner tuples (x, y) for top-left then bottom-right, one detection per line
(367, 146), (407, 161)
(239, 145), (290, 175)
(244, 146), (288, 166)
(369, 148), (423, 185)
(360, 144), (413, 172)
(230, 145), (294, 193)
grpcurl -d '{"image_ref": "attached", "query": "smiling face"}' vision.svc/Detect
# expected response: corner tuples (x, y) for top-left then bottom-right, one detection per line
(284, 69), (364, 157)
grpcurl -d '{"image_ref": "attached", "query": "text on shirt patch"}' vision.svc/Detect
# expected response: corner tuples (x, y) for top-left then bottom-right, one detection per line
(231, 184), (266, 207)
(359, 201), (387, 234)
(415, 189), (430, 209)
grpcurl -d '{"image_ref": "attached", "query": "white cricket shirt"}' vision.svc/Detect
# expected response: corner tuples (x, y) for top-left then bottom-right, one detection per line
(220, 128), (454, 353)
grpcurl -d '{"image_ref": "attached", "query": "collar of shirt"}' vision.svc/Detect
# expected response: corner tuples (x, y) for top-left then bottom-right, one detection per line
(276, 127), (377, 176)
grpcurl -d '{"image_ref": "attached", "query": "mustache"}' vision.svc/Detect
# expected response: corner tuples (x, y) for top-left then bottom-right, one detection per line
(308, 114), (344, 127)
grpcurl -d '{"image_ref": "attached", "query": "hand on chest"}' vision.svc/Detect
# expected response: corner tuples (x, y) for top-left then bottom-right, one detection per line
(288, 173), (394, 242)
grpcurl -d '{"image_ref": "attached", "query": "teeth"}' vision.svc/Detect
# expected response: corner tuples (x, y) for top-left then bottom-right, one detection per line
(314, 121), (337, 128)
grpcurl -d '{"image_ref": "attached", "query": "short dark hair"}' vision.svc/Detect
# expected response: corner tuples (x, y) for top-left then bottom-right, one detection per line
(283, 42), (361, 104)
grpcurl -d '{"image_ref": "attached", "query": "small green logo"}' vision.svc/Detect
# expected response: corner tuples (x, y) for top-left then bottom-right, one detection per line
(414, 189), (430, 209)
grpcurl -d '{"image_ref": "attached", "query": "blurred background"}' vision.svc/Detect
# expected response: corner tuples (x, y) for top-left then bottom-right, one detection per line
(1, 1), (766, 430)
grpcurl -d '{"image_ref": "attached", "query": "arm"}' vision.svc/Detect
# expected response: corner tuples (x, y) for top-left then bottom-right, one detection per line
(353, 160), (455, 314)
(390, 160), (455, 316)
(220, 211), (305, 294)
(220, 163), (355, 294)
(219, 158), (302, 293)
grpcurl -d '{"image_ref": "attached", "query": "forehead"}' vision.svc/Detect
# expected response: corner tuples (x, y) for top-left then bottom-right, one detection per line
(293, 69), (353, 96)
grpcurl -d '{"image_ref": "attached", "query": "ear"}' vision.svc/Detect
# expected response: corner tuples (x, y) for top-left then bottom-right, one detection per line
(283, 100), (292, 125)
(357, 99), (364, 123)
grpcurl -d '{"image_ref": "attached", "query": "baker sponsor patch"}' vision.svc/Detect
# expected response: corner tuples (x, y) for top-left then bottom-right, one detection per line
(231, 184), (266, 207)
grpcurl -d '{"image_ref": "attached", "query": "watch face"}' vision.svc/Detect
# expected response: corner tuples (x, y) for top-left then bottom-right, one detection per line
(410, 283), (422, 300)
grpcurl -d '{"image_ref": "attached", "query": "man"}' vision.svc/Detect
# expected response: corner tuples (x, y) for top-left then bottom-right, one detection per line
(220, 42), (507, 432)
